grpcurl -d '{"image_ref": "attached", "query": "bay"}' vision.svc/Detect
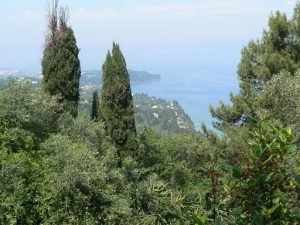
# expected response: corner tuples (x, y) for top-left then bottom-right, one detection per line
(131, 64), (239, 130)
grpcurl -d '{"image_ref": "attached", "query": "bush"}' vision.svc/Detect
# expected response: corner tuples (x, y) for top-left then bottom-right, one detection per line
(225, 118), (299, 224)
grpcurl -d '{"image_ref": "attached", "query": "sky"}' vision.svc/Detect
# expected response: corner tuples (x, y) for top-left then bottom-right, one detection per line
(0, 0), (297, 71)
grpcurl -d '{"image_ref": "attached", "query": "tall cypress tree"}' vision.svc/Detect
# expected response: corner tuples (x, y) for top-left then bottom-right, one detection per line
(91, 90), (100, 121)
(42, 0), (81, 117)
(101, 43), (137, 166)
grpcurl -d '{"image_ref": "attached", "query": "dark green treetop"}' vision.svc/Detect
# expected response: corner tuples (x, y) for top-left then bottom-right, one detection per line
(91, 90), (100, 121)
(210, 5), (300, 130)
(101, 43), (137, 166)
(42, 0), (81, 117)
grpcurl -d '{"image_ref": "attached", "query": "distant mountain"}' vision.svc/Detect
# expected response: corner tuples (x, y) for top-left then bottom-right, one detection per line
(0, 67), (12, 70)
(80, 70), (161, 86)
(0, 69), (15, 77)
(128, 70), (161, 84)
(0, 69), (161, 84)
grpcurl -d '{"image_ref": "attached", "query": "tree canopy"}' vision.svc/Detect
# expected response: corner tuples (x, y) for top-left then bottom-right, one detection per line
(0, 2), (300, 225)
(101, 43), (137, 166)
(42, 0), (81, 117)
(210, 5), (300, 132)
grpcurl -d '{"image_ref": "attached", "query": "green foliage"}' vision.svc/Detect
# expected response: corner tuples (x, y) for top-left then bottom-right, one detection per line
(91, 90), (100, 121)
(137, 129), (210, 188)
(207, 7), (300, 224)
(80, 91), (194, 134)
(39, 115), (133, 224)
(2, 2), (300, 225)
(39, 134), (123, 224)
(259, 70), (300, 135)
(134, 94), (195, 134)
(0, 97), (131, 224)
(194, 124), (230, 224)
(0, 80), (60, 141)
(129, 174), (202, 225)
(0, 128), (37, 153)
(42, 2), (81, 117)
(0, 149), (43, 224)
(101, 43), (137, 165)
(210, 5), (300, 130)
(0, 82), (52, 223)
(226, 118), (300, 224)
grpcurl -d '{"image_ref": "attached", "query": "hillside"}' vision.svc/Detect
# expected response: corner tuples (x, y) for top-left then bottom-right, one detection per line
(80, 91), (194, 134)
(134, 94), (195, 133)
(81, 69), (160, 85)
(0, 77), (193, 134)
(0, 69), (160, 84)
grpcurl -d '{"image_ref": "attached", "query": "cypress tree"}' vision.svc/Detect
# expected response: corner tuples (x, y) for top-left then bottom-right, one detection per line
(42, 0), (81, 117)
(91, 90), (100, 121)
(101, 43), (137, 166)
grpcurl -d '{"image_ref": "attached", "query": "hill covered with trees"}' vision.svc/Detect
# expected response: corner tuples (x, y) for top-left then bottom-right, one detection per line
(80, 70), (161, 86)
(134, 94), (195, 134)
(0, 77), (193, 134)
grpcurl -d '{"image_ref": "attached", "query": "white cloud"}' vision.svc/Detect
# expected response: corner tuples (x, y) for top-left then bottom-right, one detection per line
(70, 1), (293, 22)
(286, 0), (297, 6)
(22, 10), (43, 20)
(73, 8), (118, 21)
(130, 3), (198, 17)
(131, 1), (293, 17)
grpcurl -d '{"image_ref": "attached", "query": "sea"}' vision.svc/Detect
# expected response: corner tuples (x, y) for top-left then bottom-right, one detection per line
(131, 64), (239, 130)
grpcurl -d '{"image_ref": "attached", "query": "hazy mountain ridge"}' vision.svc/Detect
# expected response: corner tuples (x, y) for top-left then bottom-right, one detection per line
(0, 69), (161, 83)
(80, 69), (161, 86)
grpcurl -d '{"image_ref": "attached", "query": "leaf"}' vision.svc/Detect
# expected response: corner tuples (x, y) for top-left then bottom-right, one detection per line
(268, 201), (280, 215)
(193, 214), (207, 225)
(205, 153), (213, 162)
(232, 166), (241, 178)
(265, 172), (274, 182)
(262, 154), (274, 165)
(232, 207), (242, 216)
(224, 180), (237, 192)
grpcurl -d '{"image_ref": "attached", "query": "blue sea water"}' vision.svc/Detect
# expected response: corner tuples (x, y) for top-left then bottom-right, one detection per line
(131, 64), (239, 130)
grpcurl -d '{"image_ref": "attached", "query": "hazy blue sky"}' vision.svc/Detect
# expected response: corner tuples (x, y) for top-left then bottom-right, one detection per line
(0, 0), (296, 71)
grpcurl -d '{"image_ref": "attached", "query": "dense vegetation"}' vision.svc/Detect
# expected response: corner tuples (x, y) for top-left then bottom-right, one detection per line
(134, 94), (195, 134)
(0, 78), (193, 134)
(100, 43), (138, 166)
(0, 1), (299, 224)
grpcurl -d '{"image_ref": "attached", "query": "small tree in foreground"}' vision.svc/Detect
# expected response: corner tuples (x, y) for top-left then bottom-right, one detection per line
(225, 117), (299, 224)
